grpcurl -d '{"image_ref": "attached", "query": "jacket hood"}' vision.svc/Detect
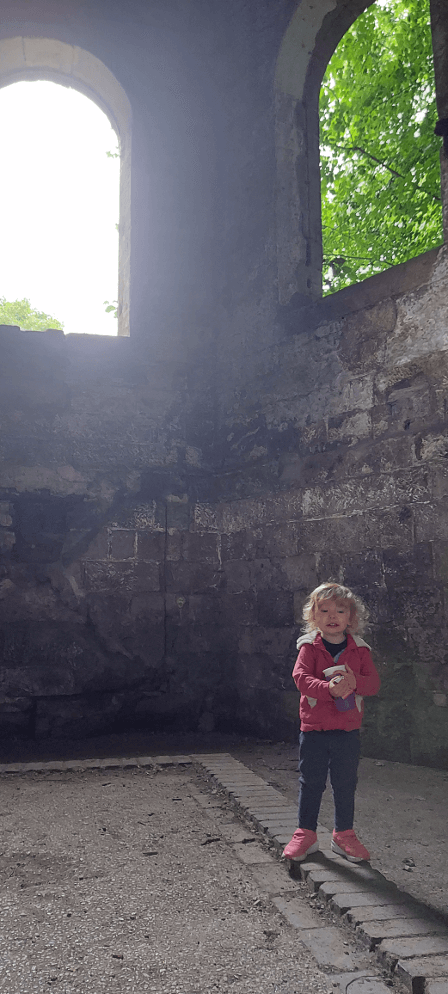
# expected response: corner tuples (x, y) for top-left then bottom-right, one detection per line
(296, 630), (371, 651)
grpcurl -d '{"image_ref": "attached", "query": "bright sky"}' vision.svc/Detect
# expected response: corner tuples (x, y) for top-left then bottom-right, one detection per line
(0, 80), (120, 335)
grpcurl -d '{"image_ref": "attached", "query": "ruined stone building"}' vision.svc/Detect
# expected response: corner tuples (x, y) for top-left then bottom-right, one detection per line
(0, 0), (447, 765)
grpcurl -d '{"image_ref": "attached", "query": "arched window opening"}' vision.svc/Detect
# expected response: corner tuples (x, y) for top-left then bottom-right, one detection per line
(0, 80), (120, 335)
(320, 0), (442, 295)
(0, 38), (131, 336)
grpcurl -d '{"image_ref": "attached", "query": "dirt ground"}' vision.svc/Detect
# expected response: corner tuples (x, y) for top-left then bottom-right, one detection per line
(1, 730), (447, 918)
(0, 762), (350, 994)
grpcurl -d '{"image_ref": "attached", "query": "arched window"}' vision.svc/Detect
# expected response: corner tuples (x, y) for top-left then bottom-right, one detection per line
(274, 0), (446, 307)
(320, 0), (441, 294)
(0, 38), (131, 336)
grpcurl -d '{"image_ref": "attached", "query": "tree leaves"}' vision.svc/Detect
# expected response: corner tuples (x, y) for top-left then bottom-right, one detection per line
(320, 0), (442, 294)
(0, 297), (64, 331)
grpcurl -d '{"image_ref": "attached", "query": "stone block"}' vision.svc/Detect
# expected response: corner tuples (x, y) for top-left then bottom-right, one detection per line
(136, 530), (166, 562)
(332, 978), (393, 994)
(299, 925), (360, 969)
(182, 531), (220, 563)
(319, 879), (374, 899)
(345, 904), (423, 925)
(134, 561), (161, 592)
(108, 528), (136, 560)
(272, 895), (321, 928)
(221, 591), (258, 624)
(82, 528), (109, 560)
(223, 559), (252, 593)
(220, 529), (253, 562)
(166, 496), (190, 531)
(238, 625), (294, 657)
(357, 918), (447, 951)
(426, 982), (448, 994)
(83, 561), (134, 593)
(395, 955), (448, 994)
(166, 530), (182, 561)
(331, 892), (402, 915)
(231, 842), (273, 864)
(256, 589), (293, 626)
(378, 935), (448, 968)
(165, 561), (223, 594)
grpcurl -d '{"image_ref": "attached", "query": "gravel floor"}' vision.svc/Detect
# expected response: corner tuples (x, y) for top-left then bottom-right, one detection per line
(0, 764), (339, 994)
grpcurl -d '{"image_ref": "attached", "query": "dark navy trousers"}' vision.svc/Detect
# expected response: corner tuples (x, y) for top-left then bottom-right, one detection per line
(298, 729), (361, 833)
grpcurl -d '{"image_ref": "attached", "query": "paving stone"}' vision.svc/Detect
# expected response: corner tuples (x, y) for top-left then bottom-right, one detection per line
(231, 842), (273, 864)
(330, 973), (390, 994)
(250, 864), (302, 895)
(303, 868), (360, 891)
(272, 895), (322, 929)
(345, 904), (423, 925)
(153, 755), (192, 765)
(299, 925), (361, 969)
(331, 891), (403, 915)
(395, 955), (448, 994)
(230, 788), (285, 798)
(378, 935), (448, 968)
(262, 826), (298, 835)
(218, 823), (258, 843)
(357, 918), (447, 951)
(319, 879), (376, 899)
(258, 817), (297, 826)
(426, 981), (448, 994)
(339, 980), (394, 994)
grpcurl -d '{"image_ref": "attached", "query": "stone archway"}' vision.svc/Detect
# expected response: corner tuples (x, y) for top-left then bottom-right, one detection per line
(0, 37), (132, 336)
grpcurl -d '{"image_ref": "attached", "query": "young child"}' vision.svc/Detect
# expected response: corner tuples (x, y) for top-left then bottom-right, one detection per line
(283, 582), (380, 864)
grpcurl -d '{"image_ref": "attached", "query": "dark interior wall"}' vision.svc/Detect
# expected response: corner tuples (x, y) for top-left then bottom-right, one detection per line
(0, 325), (221, 738)
(1, 0), (448, 764)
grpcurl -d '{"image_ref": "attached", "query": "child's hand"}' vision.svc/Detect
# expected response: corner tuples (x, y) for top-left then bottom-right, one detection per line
(329, 666), (357, 699)
(344, 664), (357, 693)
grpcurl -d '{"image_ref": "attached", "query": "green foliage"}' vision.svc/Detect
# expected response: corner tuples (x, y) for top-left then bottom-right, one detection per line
(0, 297), (64, 331)
(104, 299), (118, 319)
(320, 0), (442, 294)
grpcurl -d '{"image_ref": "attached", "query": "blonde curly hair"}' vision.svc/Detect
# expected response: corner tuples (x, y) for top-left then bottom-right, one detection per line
(302, 582), (368, 635)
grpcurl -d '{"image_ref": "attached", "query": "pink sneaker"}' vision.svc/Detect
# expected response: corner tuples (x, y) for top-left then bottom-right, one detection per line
(331, 829), (370, 863)
(282, 829), (318, 862)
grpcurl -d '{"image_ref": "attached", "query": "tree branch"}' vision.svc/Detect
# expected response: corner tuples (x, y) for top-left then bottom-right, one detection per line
(326, 142), (442, 202)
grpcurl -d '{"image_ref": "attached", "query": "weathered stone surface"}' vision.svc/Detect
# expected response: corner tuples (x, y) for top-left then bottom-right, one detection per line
(378, 935), (448, 967)
(272, 895), (323, 929)
(395, 955), (448, 993)
(299, 925), (361, 969)
(331, 892), (403, 915)
(357, 918), (447, 951)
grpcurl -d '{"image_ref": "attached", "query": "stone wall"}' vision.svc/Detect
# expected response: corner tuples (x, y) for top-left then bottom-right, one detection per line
(207, 246), (448, 766)
(1, 0), (448, 765)
(3, 246), (448, 765)
(0, 326), (221, 739)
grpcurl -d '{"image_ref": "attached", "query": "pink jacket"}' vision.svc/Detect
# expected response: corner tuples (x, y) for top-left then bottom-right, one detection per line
(293, 631), (380, 732)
